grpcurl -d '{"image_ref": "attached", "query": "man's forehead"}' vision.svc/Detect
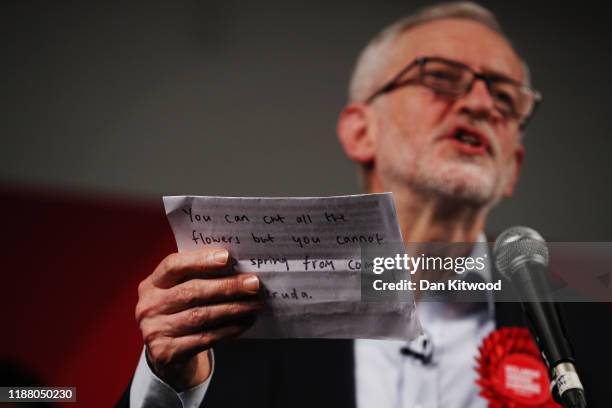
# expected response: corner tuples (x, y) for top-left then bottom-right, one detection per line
(388, 18), (525, 82)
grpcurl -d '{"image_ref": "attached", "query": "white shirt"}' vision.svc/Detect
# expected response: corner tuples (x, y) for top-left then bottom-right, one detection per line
(129, 349), (213, 408)
(355, 235), (495, 408)
(355, 301), (494, 408)
(130, 236), (495, 408)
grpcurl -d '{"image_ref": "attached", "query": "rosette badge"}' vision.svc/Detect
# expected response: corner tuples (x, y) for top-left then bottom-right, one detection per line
(476, 327), (560, 407)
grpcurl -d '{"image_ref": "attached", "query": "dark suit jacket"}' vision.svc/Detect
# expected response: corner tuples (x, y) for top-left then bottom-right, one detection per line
(118, 279), (612, 407)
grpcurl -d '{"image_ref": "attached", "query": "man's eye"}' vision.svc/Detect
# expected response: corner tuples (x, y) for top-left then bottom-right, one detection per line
(493, 90), (516, 108)
(426, 70), (460, 81)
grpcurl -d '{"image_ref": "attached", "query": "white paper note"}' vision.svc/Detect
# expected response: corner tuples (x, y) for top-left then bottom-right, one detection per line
(163, 193), (421, 340)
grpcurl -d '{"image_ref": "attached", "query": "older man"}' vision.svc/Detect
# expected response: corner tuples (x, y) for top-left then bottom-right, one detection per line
(123, 3), (546, 407)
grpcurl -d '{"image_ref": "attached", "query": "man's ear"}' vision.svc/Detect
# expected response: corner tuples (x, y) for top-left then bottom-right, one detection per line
(503, 143), (525, 197)
(337, 103), (377, 165)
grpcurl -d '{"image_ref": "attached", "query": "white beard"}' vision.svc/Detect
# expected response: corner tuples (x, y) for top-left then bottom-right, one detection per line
(377, 118), (511, 206)
(412, 156), (501, 205)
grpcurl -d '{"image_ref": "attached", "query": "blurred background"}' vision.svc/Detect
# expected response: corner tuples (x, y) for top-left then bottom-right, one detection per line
(2, 0), (611, 406)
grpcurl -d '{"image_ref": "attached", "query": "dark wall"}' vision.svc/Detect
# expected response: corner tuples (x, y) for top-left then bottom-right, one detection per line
(3, 0), (611, 240)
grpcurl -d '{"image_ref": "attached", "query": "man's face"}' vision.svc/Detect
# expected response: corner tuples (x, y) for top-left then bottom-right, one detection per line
(371, 18), (526, 205)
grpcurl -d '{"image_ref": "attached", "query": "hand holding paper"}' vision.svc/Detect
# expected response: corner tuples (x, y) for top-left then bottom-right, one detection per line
(134, 247), (263, 391)
(163, 193), (421, 340)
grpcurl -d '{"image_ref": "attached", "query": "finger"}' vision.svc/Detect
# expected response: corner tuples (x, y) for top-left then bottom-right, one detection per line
(156, 274), (261, 314)
(148, 316), (256, 364)
(151, 249), (230, 289)
(144, 299), (263, 337)
(174, 316), (256, 358)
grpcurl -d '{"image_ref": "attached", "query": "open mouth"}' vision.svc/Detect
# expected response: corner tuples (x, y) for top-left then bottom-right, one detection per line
(455, 129), (483, 147)
(447, 126), (491, 155)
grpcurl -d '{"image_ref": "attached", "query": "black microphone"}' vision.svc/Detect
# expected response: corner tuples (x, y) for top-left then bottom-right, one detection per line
(494, 226), (587, 408)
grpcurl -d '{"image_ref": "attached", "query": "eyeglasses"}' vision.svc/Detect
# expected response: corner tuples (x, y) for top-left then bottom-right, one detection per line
(365, 56), (542, 127)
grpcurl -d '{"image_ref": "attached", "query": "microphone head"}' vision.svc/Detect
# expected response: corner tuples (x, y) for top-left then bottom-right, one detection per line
(494, 226), (549, 279)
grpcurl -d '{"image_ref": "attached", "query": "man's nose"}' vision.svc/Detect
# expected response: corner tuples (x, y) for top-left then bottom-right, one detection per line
(456, 78), (499, 122)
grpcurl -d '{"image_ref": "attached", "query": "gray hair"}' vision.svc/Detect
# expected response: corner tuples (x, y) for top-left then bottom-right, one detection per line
(348, 2), (526, 102)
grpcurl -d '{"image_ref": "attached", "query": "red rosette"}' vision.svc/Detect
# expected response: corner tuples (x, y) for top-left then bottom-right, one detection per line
(476, 327), (561, 407)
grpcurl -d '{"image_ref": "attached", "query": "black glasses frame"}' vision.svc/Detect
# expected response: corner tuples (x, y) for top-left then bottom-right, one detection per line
(364, 56), (542, 127)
